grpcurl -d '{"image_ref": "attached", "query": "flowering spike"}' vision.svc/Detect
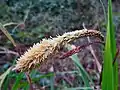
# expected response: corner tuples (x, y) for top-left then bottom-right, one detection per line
(13, 29), (104, 72)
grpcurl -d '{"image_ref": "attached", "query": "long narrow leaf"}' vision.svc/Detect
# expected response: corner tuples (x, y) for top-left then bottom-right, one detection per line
(0, 67), (12, 89)
(102, 0), (118, 90)
(0, 23), (16, 47)
(12, 73), (24, 90)
(67, 45), (94, 88)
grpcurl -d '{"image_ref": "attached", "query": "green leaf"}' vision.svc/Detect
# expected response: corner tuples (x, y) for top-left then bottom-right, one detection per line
(67, 45), (94, 88)
(102, 0), (118, 90)
(12, 73), (24, 90)
(64, 87), (93, 90)
(0, 67), (12, 89)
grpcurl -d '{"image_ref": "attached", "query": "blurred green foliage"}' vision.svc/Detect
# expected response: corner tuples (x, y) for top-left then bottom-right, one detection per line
(0, 0), (101, 45)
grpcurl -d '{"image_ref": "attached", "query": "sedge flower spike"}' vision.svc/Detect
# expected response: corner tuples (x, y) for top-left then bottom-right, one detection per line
(13, 29), (104, 72)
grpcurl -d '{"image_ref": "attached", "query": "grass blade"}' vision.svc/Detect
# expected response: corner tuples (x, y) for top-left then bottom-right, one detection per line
(0, 23), (16, 47)
(0, 67), (12, 89)
(102, 0), (118, 90)
(67, 45), (94, 88)
(12, 73), (24, 90)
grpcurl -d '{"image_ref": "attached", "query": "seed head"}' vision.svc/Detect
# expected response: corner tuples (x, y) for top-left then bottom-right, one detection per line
(13, 29), (104, 72)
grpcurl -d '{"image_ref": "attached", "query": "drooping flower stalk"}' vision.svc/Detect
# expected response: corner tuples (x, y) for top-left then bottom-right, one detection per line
(13, 29), (104, 72)
(60, 40), (104, 59)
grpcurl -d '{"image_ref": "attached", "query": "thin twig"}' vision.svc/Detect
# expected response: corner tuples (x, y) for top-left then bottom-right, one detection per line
(3, 22), (18, 27)
(113, 48), (119, 65)
(99, 0), (107, 22)
(0, 47), (19, 56)
(87, 37), (102, 73)
(83, 23), (102, 73)
(25, 72), (33, 90)
(0, 51), (19, 56)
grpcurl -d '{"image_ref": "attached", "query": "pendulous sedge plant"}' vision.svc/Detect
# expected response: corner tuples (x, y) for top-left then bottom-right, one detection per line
(13, 29), (104, 72)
